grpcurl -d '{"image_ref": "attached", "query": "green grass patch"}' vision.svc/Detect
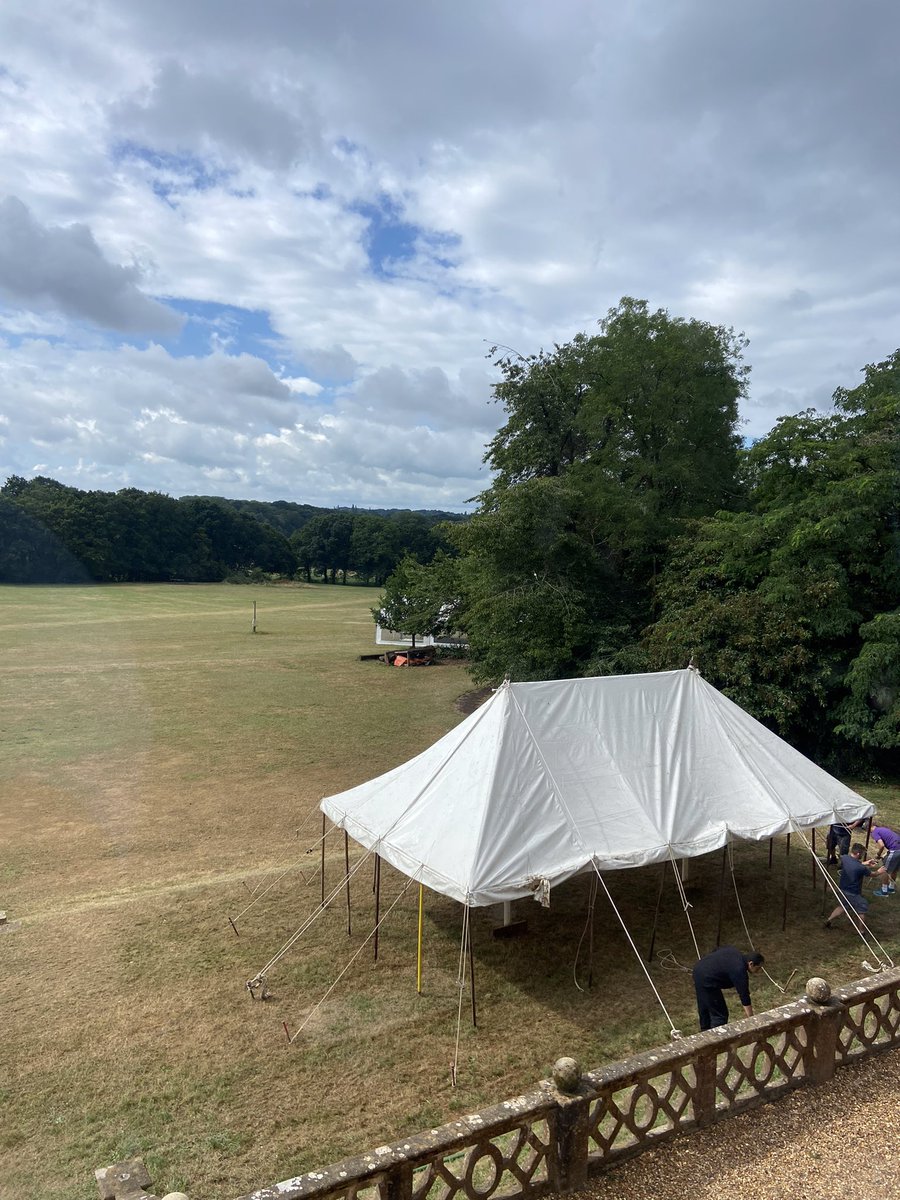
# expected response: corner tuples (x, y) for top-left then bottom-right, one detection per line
(1, 582), (897, 1200)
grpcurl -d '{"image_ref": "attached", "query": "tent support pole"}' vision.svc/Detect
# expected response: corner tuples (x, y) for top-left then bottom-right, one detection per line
(811, 829), (817, 890)
(468, 916), (477, 1028)
(417, 884), (424, 994)
(344, 831), (352, 936)
(715, 843), (728, 947)
(647, 863), (666, 963)
(768, 838), (773, 870)
(587, 875), (597, 988)
(781, 834), (791, 932)
(321, 814), (326, 906)
(374, 854), (381, 962)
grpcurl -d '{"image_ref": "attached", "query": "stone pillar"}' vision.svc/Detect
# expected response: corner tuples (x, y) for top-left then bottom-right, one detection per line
(383, 1161), (413, 1200)
(693, 1047), (718, 1128)
(547, 1057), (591, 1193)
(802, 977), (845, 1084)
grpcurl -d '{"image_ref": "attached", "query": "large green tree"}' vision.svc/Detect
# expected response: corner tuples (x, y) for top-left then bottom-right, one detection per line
(373, 552), (460, 646)
(451, 298), (748, 679)
(645, 350), (900, 769)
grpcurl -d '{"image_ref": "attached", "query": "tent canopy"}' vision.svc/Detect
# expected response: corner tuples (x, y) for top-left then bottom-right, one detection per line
(320, 669), (872, 907)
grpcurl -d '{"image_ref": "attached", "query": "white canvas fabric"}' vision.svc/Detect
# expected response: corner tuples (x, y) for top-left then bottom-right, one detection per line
(320, 669), (872, 907)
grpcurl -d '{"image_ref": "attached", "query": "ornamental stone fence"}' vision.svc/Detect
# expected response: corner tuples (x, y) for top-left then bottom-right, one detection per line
(97, 967), (900, 1200)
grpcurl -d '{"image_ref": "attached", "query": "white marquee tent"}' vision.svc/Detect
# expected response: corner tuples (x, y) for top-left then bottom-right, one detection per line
(320, 669), (873, 907)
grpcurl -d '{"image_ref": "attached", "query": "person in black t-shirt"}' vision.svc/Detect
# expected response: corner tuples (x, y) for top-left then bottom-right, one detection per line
(692, 945), (765, 1031)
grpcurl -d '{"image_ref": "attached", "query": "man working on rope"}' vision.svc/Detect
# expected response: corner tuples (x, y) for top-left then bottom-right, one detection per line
(868, 821), (900, 897)
(825, 818), (866, 866)
(692, 945), (764, 1031)
(824, 842), (887, 929)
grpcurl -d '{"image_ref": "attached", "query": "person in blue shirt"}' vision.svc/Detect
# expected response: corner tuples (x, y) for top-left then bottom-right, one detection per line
(823, 843), (887, 929)
(692, 945), (765, 1031)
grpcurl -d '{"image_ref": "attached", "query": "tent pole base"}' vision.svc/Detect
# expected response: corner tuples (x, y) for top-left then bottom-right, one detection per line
(492, 900), (527, 938)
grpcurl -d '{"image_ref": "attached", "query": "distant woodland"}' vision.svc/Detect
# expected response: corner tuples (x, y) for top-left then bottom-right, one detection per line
(0, 477), (458, 586)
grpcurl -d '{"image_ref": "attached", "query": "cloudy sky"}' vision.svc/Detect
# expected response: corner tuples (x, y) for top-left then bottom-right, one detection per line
(1, 1), (897, 511)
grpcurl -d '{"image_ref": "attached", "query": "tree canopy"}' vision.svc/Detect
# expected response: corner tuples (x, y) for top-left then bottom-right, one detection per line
(440, 298), (749, 680)
(645, 351), (899, 770)
(382, 306), (897, 773)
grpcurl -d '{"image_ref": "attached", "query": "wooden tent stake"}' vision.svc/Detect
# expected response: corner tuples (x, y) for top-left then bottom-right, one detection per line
(647, 862), (666, 963)
(587, 874), (597, 989)
(373, 854), (381, 962)
(321, 814), (326, 906)
(417, 884), (424, 994)
(344, 830), (352, 936)
(781, 833), (791, 931)
(715, 843), (728, 947)
(468, 916), (477, 1028)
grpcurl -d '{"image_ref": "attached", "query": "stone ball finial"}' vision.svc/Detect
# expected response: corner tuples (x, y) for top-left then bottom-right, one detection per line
(805, 977), (831, 1004)
(552, 1056), (581, 1093)
(162, 1193), (189, 1200)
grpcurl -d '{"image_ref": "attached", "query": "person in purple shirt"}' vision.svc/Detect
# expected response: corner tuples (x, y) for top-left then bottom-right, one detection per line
(823, 843), (888, 928)
(869, 822), (900, 896)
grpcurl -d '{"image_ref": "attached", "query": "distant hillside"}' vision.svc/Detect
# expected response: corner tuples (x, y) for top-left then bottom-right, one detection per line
(1, 476), (467, 585)
(187, 496), (468, 537)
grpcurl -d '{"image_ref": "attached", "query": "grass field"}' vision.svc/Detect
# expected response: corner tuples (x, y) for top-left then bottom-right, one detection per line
(1, 582), (897, 1200)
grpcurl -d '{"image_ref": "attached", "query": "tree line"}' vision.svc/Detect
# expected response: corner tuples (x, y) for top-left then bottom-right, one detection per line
(0, 477), (455, 585)
(377, 298), (898, 775)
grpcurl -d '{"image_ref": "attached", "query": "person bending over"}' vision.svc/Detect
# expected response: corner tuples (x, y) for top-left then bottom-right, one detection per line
(824, 843), (886, 929)
(692, 945), (765, 1031)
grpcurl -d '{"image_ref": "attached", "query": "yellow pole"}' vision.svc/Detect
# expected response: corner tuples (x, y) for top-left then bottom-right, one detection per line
(416, 883), (424, 994)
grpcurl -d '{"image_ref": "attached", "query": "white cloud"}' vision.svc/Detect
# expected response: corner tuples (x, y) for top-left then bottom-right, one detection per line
(0, 0), (897, 508)
(0, 196), (184, 333)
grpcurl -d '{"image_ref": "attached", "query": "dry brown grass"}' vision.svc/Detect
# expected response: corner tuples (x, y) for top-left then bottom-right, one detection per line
(1, 582), (897, 1200)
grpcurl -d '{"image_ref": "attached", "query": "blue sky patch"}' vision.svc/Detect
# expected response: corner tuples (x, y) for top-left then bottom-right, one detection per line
(156, 300), (290, 366)
(112, 142), (233, 205)
(350, 194), (420, 279)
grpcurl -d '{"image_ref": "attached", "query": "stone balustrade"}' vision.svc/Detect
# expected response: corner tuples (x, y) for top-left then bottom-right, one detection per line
(97, 966), (900, 1200)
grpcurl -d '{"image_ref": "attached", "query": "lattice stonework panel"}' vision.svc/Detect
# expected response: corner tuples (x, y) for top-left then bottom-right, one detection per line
(838, 984), (900, 1061)
(410, 1119), (552, 1200)
(587, 1063), (697, 1159)
(715, 1026), (806, 1108)
(344, 1184), (381, 1200)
